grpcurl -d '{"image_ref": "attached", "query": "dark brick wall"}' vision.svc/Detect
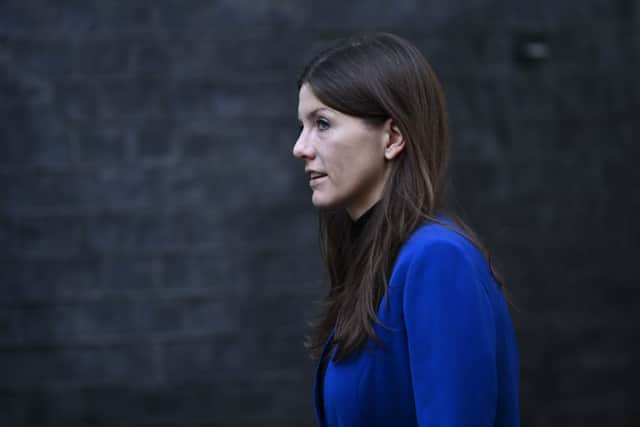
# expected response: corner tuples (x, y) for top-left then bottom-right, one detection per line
(0, 1), (638, 426)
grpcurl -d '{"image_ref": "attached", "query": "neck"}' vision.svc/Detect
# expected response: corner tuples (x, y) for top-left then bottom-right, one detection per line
(347, 197), (381, 221)
(347, 197), (380, 221)
(347, 165), (392, 220)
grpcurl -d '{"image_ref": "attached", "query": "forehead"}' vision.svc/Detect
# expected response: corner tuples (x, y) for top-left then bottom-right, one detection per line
(297, 84), (332, 116)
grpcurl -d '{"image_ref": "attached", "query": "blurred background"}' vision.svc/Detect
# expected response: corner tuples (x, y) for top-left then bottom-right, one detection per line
(0, 0), (638, 426)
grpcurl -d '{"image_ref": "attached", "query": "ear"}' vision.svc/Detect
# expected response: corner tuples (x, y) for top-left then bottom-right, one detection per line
(383, 119), (405, 160)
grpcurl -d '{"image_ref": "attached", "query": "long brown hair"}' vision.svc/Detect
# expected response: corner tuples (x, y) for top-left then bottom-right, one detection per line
(299, 33), (503, 362)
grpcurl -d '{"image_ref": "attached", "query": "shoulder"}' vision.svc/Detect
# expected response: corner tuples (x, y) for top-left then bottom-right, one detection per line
(390, 217), (489, 287)
(401, 218), (478, 263)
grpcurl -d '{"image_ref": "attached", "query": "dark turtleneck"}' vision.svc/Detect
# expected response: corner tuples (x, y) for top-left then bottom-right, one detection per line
(350, 202), (379, 242)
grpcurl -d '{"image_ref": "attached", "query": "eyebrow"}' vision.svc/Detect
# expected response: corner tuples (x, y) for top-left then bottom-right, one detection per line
(297, 107), (331, 122)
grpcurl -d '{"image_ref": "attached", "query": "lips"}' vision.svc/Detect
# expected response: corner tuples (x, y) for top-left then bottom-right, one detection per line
(307, 171), (328, 187)
(310, 172), (328, 180)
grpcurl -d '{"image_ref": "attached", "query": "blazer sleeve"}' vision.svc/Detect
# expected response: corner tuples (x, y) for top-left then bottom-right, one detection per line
(402, 239), (498, 426)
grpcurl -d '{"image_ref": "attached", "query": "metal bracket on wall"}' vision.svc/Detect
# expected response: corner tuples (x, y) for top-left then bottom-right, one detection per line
(514, 33), (551, 65)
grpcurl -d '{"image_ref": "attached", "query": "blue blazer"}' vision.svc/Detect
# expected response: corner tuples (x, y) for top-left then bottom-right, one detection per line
(314, 220), (520, 426)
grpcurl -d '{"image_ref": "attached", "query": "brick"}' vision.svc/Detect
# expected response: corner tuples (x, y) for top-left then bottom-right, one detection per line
(0, 391), (26, 427)
(14, 305), (80, 344)
(227, 202), (319, 249)
(0, 2), (38, 31)
(101, 254), (159, 290)
(15, 297), (237, 343)
(161, 335), (256, 383)
(0, 1), (154, 34)
(0, 308), (21, 344)
(7, 384), (314, 426)
(72, 124), (131, 163)
(0, 170), (80, 211)
(0, 71), (52, 109)
(83, 212), (169, 252)
(0, 109), (71, 166)
(177, 128), (216, 159)
(133, 34), (304, 82)
(87, 2), (156, 32)
(135, 120), (175, 160)
(11, 390), (82, 427)
(164, 209), (226, 248)
(0, 167), (172, 212)
(52, 78), (99, 119)
(181, 299), (232, 333)
(0, 215), (83, 257)
(169, 80), (292, 120)
(70, 301), (171, 338)
(72, 37), (133, 76)
(176, 124), (287, 160)
(0, 257), (101, 303)
(154, 0), (309, 33)
(554, 70), (636, 118)
(7, 37), (75, 78)
(304, 0), (428, 31)
(72, 166), (168, 210)
(0, 344), (154, 387)
(97, 76), (170, 119)
(162, 252), (239, 290)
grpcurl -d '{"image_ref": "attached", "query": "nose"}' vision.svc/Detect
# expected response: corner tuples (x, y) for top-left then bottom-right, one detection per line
(292, 129), (315, 160)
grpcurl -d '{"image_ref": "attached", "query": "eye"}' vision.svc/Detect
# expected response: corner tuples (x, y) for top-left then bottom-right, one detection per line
(316, 117), (330, 131)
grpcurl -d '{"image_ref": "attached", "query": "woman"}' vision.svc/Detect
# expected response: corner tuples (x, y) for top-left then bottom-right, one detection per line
(292, 33), (519, 427)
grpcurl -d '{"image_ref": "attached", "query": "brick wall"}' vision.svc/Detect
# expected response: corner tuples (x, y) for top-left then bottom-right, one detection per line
(1, 1), (638, 426)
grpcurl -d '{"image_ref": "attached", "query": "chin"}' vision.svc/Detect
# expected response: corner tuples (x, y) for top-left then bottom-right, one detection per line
(311, 192), (341, 209)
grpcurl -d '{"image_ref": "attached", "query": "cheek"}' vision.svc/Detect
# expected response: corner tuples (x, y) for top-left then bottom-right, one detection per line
(320, 128), (386, 192)
(330, 156), (350, 182)
(325, 150), (357, 190)
(333, 152), (383, 193)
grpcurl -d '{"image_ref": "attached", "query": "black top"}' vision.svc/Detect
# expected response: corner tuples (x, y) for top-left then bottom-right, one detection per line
(349, 202), (378, 242)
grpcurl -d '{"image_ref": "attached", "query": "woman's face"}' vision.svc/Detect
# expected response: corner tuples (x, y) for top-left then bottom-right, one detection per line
(293, 84), (390, 219)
